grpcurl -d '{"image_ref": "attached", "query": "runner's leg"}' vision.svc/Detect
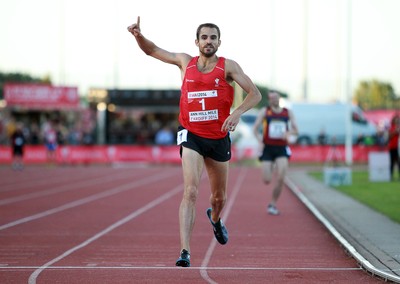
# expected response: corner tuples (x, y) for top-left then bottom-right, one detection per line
(179, 147), (204, 252)
(204, 158), (229, 222)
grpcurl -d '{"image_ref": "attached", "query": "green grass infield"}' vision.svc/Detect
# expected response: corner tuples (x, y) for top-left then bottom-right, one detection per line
(308, 170), (400, 224)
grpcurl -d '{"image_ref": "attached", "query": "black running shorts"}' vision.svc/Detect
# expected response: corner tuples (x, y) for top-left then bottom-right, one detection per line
(259, 144), (291, 162)
(13, 146), (24, 156)
(178, 126), (231, 162)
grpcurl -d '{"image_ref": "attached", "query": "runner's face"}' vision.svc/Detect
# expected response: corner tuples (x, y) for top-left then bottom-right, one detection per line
(268, 93), (280, 107)
(196, 27), (220, 57)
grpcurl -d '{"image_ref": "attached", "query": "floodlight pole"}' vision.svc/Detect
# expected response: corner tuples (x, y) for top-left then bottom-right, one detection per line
(344, 0), (353, 166)
(270, 0), (276, 89)
(59, 0), (65, 85)
(302, 0), (309, 102)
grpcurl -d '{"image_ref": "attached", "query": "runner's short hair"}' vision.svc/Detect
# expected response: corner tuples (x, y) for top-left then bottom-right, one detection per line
(196, 23), (221, 40)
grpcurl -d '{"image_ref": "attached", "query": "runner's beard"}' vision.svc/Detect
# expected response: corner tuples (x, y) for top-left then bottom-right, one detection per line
(201, 46), (218, 58)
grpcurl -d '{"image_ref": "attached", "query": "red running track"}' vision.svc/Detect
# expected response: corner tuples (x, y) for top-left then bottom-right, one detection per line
(0, 165), (384, 283)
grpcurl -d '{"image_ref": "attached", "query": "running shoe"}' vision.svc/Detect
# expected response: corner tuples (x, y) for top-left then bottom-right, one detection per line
(206, 208), (228, 245)
(267, 204), (280, 215)
(175, 249), (191, 267)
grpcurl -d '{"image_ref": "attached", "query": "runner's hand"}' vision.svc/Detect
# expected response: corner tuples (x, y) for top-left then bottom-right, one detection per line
(127, 16), (142, 37)
(222, 114), (239, 132)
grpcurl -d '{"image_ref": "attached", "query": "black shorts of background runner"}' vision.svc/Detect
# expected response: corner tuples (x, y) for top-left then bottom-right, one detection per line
(259, 145), (291, 162)
(13, 146), (24, 157)
(178, 126), (231, 162)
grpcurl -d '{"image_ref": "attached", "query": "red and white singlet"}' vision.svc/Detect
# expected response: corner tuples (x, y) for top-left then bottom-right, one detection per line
(179, 56), (234, 139)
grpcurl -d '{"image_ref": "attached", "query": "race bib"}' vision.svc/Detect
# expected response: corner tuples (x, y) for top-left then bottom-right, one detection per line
(268, 120), (286, 139)
(177, 129), (188, 145)
(189, 109), (218, 122)
(187, 90), (219, 122)
(286, 146), (292, 156)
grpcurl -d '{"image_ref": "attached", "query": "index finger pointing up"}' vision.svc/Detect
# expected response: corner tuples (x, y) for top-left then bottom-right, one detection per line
(137, 16), (140, 28)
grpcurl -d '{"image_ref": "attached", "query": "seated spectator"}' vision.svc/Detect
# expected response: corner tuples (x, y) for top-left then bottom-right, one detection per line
(155, 125), (174, 145)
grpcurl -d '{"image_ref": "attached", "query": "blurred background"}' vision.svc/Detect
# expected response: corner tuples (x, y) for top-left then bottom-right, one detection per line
(0, 0), (399, 165)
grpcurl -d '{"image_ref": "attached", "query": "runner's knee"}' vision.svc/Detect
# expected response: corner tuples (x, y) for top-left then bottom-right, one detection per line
(210, 193), (226, 206)
(183, 186), (198, 203)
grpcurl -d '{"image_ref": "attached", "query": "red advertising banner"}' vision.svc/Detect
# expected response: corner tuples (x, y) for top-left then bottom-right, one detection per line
(4, 83), (79, 109)
(0, 145), (385, 165)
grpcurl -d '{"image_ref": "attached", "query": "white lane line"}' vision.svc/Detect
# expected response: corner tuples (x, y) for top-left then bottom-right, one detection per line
(285, 176), (400, 284)
(0, 170), (143, 206)
(1, 174), (77, 193)
(1, 265), (364, 271)
(0, 168), (130, 193)
(0, 171), (176, 231)
(27, 183), (184, 284)
(200, 167), (247, 284)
